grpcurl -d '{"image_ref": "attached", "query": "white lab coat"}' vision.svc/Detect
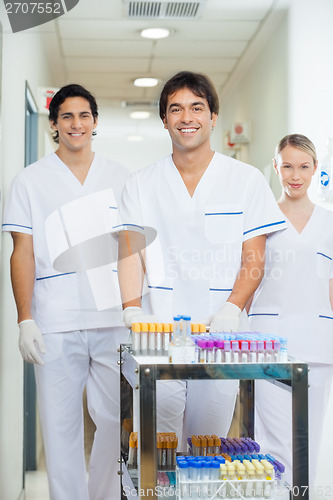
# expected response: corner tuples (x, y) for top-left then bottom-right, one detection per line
(2, 152), (130, 500)
(120, 152), (286, 447)
(249, 205), (333, 488)
(3, 152), (129, 332)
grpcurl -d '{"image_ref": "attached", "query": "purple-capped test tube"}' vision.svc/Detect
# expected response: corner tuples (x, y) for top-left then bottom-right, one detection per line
(224, 340), (232, 363)
(249, 340), (258, 363)
(214, 340), (224, 363)
(206, 339), (215, 363)
(198, 340), (207, 363)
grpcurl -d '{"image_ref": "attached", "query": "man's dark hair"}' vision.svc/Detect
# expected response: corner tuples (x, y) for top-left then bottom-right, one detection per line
(49, 84), (98, 143)
(159, 71), (219, 121)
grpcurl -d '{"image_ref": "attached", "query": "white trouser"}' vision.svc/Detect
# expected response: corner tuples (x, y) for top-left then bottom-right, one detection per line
(255, 363), (333, 490)
(34, 327), (129, 500)
(154, 380), (238, 452)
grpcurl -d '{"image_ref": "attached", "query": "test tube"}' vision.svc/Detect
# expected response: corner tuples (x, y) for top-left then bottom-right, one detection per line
(279, 337), (288, 362)
(199, 323), (207, 334)
(192, 461), (203, 499)
(273, 339), (281, 362)
(148, 323), (156, 356)
(257, 340), (265, 363)
(206, 340), (215, 363)
(198, 340), (207, 363)
(246, 467), (255, 497)
(191, 436), (200, 457)
(157, 435), (163, 469)
(205, 435), (215, 455)
(201, 461), (210, 498)
(231, 340), (239, 363)
(163, 323), (171, 355)
(199, 435), (207, 456)
(212, 435), (221, 455)
(139, 323), (148, 355)
(226, 463), (236, 497)
(240, 340), (249, 362)
(155, 323), (163, 355)
(172, 437), (178, 467)
(177, 461), (189, 499)
(249, 340), (257, 363)
(166, 438), (173, 469)
(131, 322), (141, 355)
(214, 340), (224, 363)
(219, 464), (227, 498)
(261, 460), (274, 497)
(173, 316), (181, 341)
(128, 433), (136, 469)
(224, 340), (232, 362)
(254, 462), (265, 496)
(264, 340), (273, 362)
(235, 462), (246, 497)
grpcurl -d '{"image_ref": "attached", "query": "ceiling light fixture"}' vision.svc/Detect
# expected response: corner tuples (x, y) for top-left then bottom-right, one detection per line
(134, 77), (159, 87)
(140, 28), (170, 39)
(130, 111), (151, 119)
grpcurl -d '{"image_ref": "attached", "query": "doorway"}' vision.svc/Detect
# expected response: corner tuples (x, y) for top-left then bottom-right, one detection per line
(24, 82), (38, 472)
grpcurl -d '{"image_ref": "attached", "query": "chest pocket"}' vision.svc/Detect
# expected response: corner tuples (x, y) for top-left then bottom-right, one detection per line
(204, 205), (244, 244)
(316, 246), (333, 279)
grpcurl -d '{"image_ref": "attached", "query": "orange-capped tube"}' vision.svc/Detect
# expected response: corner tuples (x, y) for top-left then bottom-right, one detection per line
(163, 323), (171, 355)
(157, 435), (163, 469)
(148, 323), (156, 355)
(199, 323), (207, 334)
(191, 435), (200, 457)
(156, 323), (163, 355)
(128, 433), (137, 468)
(205, 435), (215, 455)
(199, 435), (208, 456)
(140, 323), (148, 355)
(212, 435), (221, 454)
(131, 323), (141, 355)
(166, 436), (173, 468)
(191, 323), (199, 334)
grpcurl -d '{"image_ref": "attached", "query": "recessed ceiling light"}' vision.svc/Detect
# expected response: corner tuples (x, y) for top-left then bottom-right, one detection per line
(134, 77), (159, 88)
(141, 28), (170, 40)
(130, 111), (150, 119)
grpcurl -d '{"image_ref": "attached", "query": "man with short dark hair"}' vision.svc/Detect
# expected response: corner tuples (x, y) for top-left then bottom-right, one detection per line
(118, 71), (287, 447)
(2, 84), (129, 500)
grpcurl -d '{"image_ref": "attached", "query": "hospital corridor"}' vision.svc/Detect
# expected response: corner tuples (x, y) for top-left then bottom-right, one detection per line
(1, 1), (333, 499)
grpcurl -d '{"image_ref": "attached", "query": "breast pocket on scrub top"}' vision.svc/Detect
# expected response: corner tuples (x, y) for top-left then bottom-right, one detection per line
(316, 246), (333, 279)
(204, 205), (244, 244)
(248, 307), (280, 336)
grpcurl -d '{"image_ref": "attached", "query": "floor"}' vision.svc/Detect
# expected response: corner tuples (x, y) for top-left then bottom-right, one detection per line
(25, 390), (95, 500)
(25, 471), (49, 500)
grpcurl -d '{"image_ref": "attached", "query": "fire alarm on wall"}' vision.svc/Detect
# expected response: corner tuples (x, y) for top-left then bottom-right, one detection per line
(229, 122), (251, 143)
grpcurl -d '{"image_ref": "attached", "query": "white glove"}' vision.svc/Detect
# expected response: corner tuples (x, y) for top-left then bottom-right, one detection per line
(122, 306), (158, 329)
(209, 302), (241, 332)
(18, 319), (46, 366)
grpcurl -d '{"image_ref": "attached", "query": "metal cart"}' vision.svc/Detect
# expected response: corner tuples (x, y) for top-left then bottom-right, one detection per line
(119, 345), (308, 499)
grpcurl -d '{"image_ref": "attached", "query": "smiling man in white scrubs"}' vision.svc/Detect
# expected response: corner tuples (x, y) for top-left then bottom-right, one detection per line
(2, 84), (129, 500)
(118, 71), (286, 448)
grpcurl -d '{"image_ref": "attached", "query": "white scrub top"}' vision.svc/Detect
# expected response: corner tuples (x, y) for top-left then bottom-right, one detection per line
(2, 152), (130, 333)
(249, 204), (333, 363)
(119, 152), (286, 323)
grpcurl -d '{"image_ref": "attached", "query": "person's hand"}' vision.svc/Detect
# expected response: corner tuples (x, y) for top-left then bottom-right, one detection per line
(18, 319), (46, 365)
(122, 306), (158, 329)
(209, 302), (241, 332)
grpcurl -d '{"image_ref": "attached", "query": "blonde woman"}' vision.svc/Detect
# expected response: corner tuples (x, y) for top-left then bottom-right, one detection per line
(249, 134), (333, 492)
